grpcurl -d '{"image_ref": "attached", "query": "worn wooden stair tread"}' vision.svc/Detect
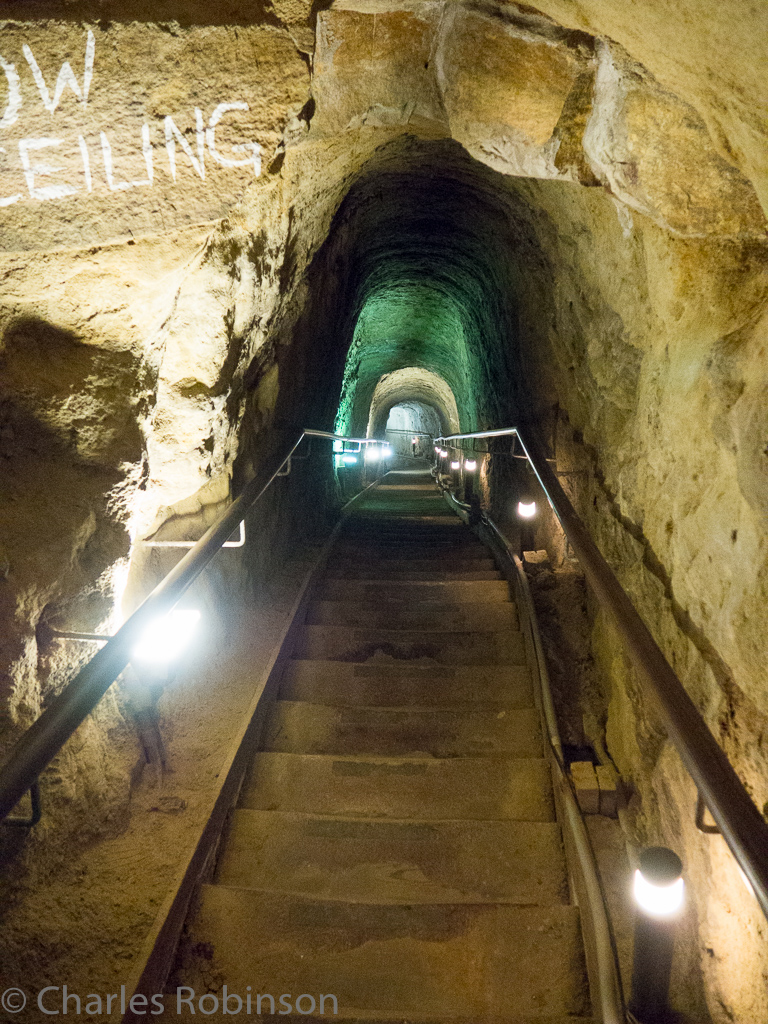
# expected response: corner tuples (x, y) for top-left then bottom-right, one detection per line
(216, 810), (568, 905)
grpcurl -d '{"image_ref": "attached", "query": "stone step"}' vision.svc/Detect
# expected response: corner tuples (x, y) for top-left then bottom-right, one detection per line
(240, 753), (554, 821)
(189, 888), (589, 1019)
(305, 599), (518, 632)
(335, 539), (488, 554)
(342, 535), (472, 548)
(262, 703), (542, 758)
(354, 511), (453, 519)
(216, 811), (568, 905)
(292, 625), (526, 665)
(324, 567), (504, 581)
(277, 661), (534, 708)
(332, 557), (497, 573)
(318, 578), (511, 603)
(344, 527), (467, 540)
(339, 540), (479, 557)
(226, 1015), (595, 1024)
(345, 515), (461, 525)
(346, 506), (457, 518)
(344, 528), (468, 537)
(242, 1017), (595, 1024)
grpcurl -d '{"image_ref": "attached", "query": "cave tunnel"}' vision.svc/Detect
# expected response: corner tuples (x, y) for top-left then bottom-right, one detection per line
(380, 401), (444, 457)
(1, 3), (768, 1023)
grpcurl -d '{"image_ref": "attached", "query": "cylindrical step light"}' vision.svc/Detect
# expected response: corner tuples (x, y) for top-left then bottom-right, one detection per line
(516, 486), (537, 558)
(449, 456), (461, 498)
(463, 457), (477, 504)
(629, 846), (684, 1024)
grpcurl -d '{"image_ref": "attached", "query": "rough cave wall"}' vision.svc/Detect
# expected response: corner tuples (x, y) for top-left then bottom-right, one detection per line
(0, 1), (767, 1020)
(0, 11), (312, 852)
(501, 178), (768, 1020)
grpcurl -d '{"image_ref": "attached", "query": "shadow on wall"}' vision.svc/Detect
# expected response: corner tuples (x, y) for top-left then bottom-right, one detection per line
(0, 317), (145, 829)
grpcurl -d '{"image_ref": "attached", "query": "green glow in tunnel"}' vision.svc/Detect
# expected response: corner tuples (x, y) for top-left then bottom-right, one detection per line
(280, 140), (526, 444)
(334, 281), (476, 437)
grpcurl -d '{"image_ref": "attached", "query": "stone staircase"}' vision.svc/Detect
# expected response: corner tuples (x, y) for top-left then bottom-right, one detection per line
(179, 470), (593, 1022)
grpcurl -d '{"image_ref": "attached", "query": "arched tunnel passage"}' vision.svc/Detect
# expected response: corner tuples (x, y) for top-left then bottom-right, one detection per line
(273, 138), (530, 463)
(0, 10), (767, 1018)
(366, 367), (460, 457)
(269, 138), (572, 550)
(382, 401), (442, 457)
(241, 130), (768, 1024)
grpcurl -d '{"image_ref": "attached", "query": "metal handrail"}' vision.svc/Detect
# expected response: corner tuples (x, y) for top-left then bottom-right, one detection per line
(440, 480), (625, 1021)
(489, 519), (625, 1024)
(0, 429), (386, 822)
(435, 427), (768, 922)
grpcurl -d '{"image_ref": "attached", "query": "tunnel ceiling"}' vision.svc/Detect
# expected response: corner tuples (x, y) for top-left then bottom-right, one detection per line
(335, 282), (472, 436)
(301, 0), (766, 449)
(321, 142), (526, 441)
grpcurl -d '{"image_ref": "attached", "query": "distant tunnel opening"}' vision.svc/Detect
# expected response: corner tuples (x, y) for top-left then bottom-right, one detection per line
(273, 139), (530, 455)
(383, 401), (442, 457)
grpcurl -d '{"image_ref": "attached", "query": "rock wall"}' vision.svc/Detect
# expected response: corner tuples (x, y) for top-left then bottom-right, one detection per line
(1, 1), (767, 1019)
(0, 7), (312, 851)
(495, 178), (768, 1020)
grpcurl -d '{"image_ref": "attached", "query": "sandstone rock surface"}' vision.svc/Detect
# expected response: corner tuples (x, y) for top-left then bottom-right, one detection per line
(1, 3), (767, 1022)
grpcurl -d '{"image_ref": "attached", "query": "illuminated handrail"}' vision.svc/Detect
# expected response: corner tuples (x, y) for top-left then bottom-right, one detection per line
(0, 429), (386, 822)
(435, 427), (768, 923)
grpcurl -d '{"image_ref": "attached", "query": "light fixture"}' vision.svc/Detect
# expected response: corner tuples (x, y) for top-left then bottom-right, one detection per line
(332, 440), (343, 453)
(464, 459), (477, 471)
(629, 847), (684, 1024)
(132, 609), (200, 665)
(343, 454), (358, 465)
(634, 864), (685, 918)
(364, 447), (380, 461)
(383, 445), (393, 457)
(450, 460), (460, 470)
(517, 500), (536, 518)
